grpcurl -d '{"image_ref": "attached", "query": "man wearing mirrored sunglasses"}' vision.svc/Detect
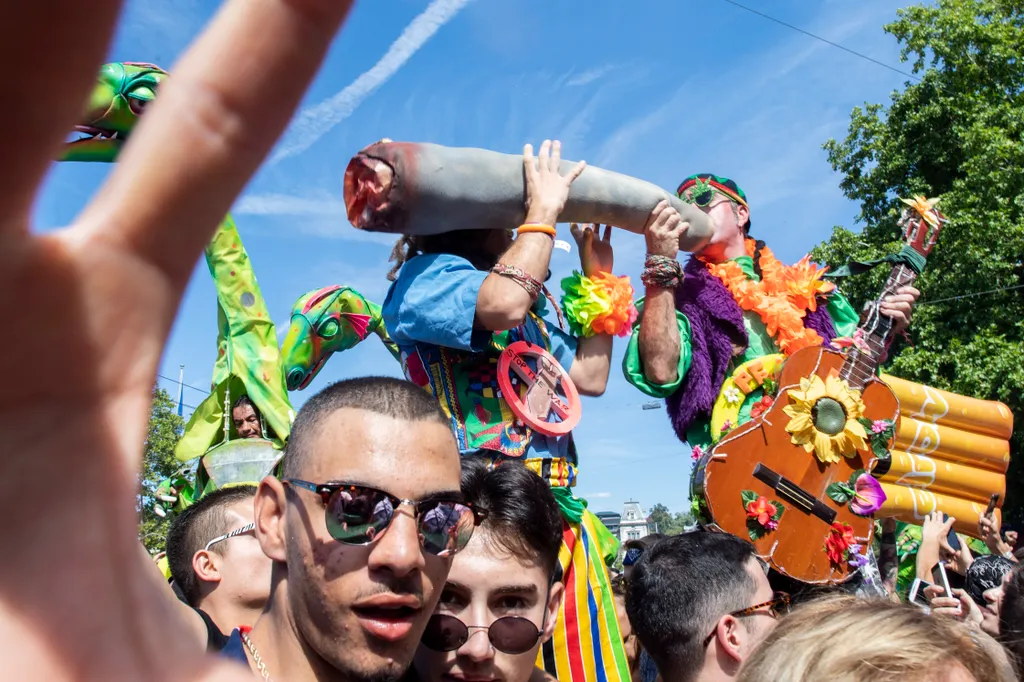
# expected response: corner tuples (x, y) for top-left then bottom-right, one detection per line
(220, 376), (471, 682)
(414, 459), (563, 682)
(626, 531), (787, 682)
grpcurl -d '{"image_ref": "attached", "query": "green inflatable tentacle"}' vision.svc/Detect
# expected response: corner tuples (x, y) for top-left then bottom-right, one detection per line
(174, 215), (295, 461)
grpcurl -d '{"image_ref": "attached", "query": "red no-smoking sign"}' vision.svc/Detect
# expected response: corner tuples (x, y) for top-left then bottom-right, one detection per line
(497, 340), (582, 437)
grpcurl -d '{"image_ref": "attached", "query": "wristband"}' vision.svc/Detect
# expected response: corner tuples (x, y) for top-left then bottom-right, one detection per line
(491, 263), (543, 300)
(560, 271), (638, 337)
(641, 254), (684, 290)
(517, 223), (556, 237)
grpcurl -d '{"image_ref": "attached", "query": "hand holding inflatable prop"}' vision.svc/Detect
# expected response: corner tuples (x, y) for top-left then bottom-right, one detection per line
(344, 141), (714, 252)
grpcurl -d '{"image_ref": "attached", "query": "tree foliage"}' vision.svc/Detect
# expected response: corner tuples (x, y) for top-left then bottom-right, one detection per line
(812, 0), (1024, 519)
(647, 503), (695, 536)
(138, 387), (186, 553)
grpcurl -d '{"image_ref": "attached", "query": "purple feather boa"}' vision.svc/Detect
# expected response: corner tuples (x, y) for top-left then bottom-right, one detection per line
(665, 258), (838, 442)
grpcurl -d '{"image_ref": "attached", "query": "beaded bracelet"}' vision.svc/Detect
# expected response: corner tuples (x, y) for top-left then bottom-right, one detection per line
(641, 254), (684, 290)
(517, 223), (557, 237)
(492, 263), (543, 300)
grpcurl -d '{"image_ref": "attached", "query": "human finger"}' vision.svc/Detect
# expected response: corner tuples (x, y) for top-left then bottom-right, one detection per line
(569, 222), (583, 243)
(535, 140), (552, 175)
(76, 0), (357, 288)
(882, 293), (916, 306)
(897, 285), (921, 299)
(550, 140), (562, 173)
(602, 224), (612, 242)
(0, 0), (123, 235)
(523, 143), (538, 181)
(924, 584), (946, 600)
(565, 159), (587, 183)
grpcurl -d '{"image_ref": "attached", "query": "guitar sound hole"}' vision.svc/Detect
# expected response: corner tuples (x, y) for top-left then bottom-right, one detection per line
(811, 397), (847, 436)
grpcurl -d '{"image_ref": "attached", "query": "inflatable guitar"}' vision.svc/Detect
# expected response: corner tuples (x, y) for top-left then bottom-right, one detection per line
(697, 203), (944, 584)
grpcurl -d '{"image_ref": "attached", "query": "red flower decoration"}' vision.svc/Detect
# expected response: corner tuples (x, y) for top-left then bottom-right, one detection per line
(825, 522), (856, 564)
(746, 496), (778, 528)
(750, 395), (774, 419)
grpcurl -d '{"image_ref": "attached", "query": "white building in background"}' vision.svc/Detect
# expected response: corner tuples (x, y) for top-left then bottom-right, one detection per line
(620, 500), (650, 543)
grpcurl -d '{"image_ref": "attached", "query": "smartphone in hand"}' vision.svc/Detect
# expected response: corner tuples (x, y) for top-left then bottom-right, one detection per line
(941, 512), (962, 552)
(909, 578), (934, 609)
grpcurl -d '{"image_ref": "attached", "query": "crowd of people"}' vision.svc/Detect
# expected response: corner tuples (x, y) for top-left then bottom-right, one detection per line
(1, 2), (1016, 681)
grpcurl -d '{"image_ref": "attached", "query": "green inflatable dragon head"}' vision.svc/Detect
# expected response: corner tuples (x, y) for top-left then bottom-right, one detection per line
(281, 285), (398, 391)
(61, 62), (167, 163)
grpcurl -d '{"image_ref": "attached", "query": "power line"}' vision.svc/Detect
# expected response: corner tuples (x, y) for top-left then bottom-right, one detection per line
(156, 372), (210, 396)
(717, 0), (921, 82)
(918, 283), (1024, 306)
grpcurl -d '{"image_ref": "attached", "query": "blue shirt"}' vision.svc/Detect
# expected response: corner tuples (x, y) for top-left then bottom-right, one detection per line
(383, 253), (578, 463)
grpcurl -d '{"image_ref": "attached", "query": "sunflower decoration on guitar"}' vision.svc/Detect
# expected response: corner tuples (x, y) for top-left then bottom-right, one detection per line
(782, 374), (868, 465)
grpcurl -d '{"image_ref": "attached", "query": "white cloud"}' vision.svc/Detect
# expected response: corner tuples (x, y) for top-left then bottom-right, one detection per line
(235, 193), (345, 217)
(234, 193), (398, 247)
(271, 0), (476, 163)
(567, 65), (616, 87)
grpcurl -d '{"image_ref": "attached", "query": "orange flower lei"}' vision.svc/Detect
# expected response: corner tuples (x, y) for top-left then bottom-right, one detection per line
(701, 239), (835, 355)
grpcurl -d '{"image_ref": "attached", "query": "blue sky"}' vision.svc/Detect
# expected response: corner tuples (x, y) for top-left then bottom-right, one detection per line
(36, 0), (914, 517)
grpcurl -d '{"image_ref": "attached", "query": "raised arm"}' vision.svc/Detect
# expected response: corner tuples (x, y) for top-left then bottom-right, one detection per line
(476, 140), (585, 331)
(567, 224), (615, 396)
(638, 201), (688, 385)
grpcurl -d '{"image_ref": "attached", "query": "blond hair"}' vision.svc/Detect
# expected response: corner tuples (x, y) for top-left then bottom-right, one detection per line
(736, 595), (1016, 682)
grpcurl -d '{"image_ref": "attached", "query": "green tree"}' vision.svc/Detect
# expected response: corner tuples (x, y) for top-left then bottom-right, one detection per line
(647, 503), (694, 536)
(813, 1), (1024, 518)
(138, 387), (187, 552)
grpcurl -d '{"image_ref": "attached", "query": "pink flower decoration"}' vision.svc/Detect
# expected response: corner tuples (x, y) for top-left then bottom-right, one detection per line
(850, 473), (887, 516)
(691, 445), (705, 461)
(765, 518), (779, 531)
(721, 420), (733, 433)
(871, 420), (889, 434)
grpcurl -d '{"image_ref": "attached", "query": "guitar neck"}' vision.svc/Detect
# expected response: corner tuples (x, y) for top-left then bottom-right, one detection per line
(839, 263), (918, 389)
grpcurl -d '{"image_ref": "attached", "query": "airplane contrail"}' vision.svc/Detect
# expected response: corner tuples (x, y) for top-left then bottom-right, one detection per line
(271, 0), (476, 163)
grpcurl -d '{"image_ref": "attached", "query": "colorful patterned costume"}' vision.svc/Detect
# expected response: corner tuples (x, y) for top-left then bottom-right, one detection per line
(622, 175), (860, 503)
(384, 253), (630, 682)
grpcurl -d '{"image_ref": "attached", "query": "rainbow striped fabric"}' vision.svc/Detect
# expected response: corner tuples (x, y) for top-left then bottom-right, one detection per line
(538, 508), (631, 682)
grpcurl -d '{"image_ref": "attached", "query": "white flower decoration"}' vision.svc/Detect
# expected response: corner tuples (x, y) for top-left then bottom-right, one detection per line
(725, 387), (742, 405)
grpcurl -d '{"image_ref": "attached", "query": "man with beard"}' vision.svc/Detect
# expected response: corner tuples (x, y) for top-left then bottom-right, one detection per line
(221, 376), (483, 681)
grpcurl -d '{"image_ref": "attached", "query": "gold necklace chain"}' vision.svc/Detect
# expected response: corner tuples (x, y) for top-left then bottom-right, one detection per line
(239, 629), (273, 681)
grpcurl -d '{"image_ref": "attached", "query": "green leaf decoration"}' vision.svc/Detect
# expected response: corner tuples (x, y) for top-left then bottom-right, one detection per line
(848, 468), (866, 486)
(772, 502), (785, 522)
(872, 439), (890, 458)
(747, 525), (762, 542)
(741, 490), (758, 507)
(826, 482), (855, 504)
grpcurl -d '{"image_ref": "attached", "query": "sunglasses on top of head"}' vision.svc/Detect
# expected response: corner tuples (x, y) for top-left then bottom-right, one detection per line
(282, 479), (487, 557)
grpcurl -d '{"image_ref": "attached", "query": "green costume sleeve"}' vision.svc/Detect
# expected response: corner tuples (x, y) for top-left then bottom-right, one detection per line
(175, 215), (295, 461)
(622, 297), (692, 398)
(826, 290), (860, 338)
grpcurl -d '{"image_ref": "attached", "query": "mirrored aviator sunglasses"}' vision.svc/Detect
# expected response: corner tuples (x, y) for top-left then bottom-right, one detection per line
(421, 614), (543, 655)
(283, 479), (486, 556)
